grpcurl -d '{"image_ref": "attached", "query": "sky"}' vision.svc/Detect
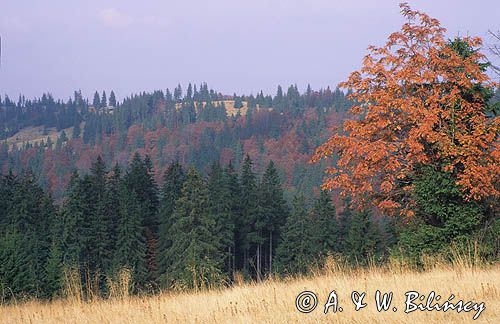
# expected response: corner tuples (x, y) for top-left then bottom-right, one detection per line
(1, 0), (499, 101)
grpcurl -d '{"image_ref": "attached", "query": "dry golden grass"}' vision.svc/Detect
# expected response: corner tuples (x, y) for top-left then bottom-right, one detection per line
(1, 262), (498, 324)
(4, 125), (78, 150)
(174, 100), (250, 117)
(174, 100), (272, 117)
(220, 100), (249, 117)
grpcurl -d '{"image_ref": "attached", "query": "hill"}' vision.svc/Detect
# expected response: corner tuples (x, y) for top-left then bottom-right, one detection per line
(0, 85), (351, 199)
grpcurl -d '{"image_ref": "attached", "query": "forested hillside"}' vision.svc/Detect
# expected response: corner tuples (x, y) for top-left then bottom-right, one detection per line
(1, 84), (350, 200)
(2, 84), (389, 298)
(0, 4), (499, 305)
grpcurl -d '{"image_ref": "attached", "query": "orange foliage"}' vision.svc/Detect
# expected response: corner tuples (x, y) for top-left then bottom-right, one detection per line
(311, 4), (499, 215)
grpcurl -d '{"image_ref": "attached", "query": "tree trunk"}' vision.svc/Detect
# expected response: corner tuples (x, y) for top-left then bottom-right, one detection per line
(269, 231), (272, 274)
(228, 246), (232, 279)
(243, 250), (248, 273)
(232, 244), (236, 280)
(257, 244), (261, 282)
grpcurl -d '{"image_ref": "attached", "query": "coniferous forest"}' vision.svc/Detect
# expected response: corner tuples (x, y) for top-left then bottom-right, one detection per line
(1, 82), (498, 300)
(1, 4), (499, 304)
(0, 151), (396, 299)
(0, 83), (393, 299)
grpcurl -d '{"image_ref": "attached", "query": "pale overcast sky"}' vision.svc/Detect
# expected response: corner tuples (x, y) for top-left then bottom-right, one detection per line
(1, 0), (499, 100)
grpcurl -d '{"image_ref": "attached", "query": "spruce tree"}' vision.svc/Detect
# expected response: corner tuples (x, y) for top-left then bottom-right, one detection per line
(344, 210), (382, 265)
(237, 155), (258, 276)
(310, 190), (338, 258)
(124, 153), (159, 231)
(0, 172), (15, 230)
(233, 95), (243, 109)
(109, 90), (117, 107)
(59, 168), (109, 297)
(72, 116), (81, 139)
(224, 162), (241, 278)
(113, 185), (148, 291)
(0, 172), (55, 298)
(59, 171), (85, 267)
(274, 195), (310, 275)
(157, 161), (186, 286)
(123, 153), (159, 284)
(55, 158), (114, 296)
(164, 168), (225, 290)
(207, 162), (235, 278)
(92, 91), (101, 108)
(397, 167), (484, 261)
(44, 240), (63, 298)
(23, 174), (54, 291)
(256, 160), (287, 277)
(106, 164), (122, 253)
(101, 91), (107, 108)
(88, 157), (113, 289)
(0, 230), (38, 296)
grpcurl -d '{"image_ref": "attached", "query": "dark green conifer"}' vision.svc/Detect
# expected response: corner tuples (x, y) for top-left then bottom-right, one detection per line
(164, 168), (225, 290)
(207, 162), (235, 278)
(274, 195), (310, 275)
(237, 155), (258, 275)
(157, 161), (186, 286)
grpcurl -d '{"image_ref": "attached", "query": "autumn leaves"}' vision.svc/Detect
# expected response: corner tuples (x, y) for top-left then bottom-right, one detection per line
(312, 4), (499, 216)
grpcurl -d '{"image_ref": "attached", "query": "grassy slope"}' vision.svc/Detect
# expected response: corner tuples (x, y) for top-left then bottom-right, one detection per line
(4, 125), (78, 150)
(1, 264), (498, 323)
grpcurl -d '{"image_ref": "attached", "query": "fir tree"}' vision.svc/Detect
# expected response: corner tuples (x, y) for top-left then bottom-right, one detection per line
(224, 162), (241, 279)
(101, 91), (107, 108)
(186, 83), (193, 101)
(72, 116), (81, 139)
(0, 172), (55, 298)
(106, 164), (122, 252)
(173, 84), (182, 102)
(109, 90), (117, 107)
(256, 160), (287, 278)
(92, 91), (101, 108)
(237, 155), (258, 275)
(88, 157), (113, 289)
(397, 167), (484, 261)
(309, 190), (338, 258)
(123, 153), (159, 285)
(59, 171), (85, 267)
(44, 241), (63, 298)
(113, 185), (148, 291)
(164, 168), (225, 290)
(233, 95), (243, 109)
(0, 230), (39, 296)
(157, 161), (186, 286)
(274, 195), (310, 275)
(207, 162), (235, 278)
(344, 210), (382, 265)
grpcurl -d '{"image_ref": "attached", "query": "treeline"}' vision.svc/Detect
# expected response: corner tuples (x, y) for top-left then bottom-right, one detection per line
(0, 92), (84, 140)
(0, 154), (393, 300)
(2, 84), (350, 200)
(0, 83), (350, 143)
(80, 83), (350, 146)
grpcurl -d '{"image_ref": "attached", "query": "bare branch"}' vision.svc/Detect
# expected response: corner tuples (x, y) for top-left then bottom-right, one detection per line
(487, 30), (500, 77)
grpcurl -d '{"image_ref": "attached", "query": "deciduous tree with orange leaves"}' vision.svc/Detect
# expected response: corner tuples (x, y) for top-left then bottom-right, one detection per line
(312, 3), (499, 216)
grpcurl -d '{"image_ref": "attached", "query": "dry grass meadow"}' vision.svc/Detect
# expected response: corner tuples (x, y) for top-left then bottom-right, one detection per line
(4, 125), (77, 150)
(1, 258), (498, 324)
